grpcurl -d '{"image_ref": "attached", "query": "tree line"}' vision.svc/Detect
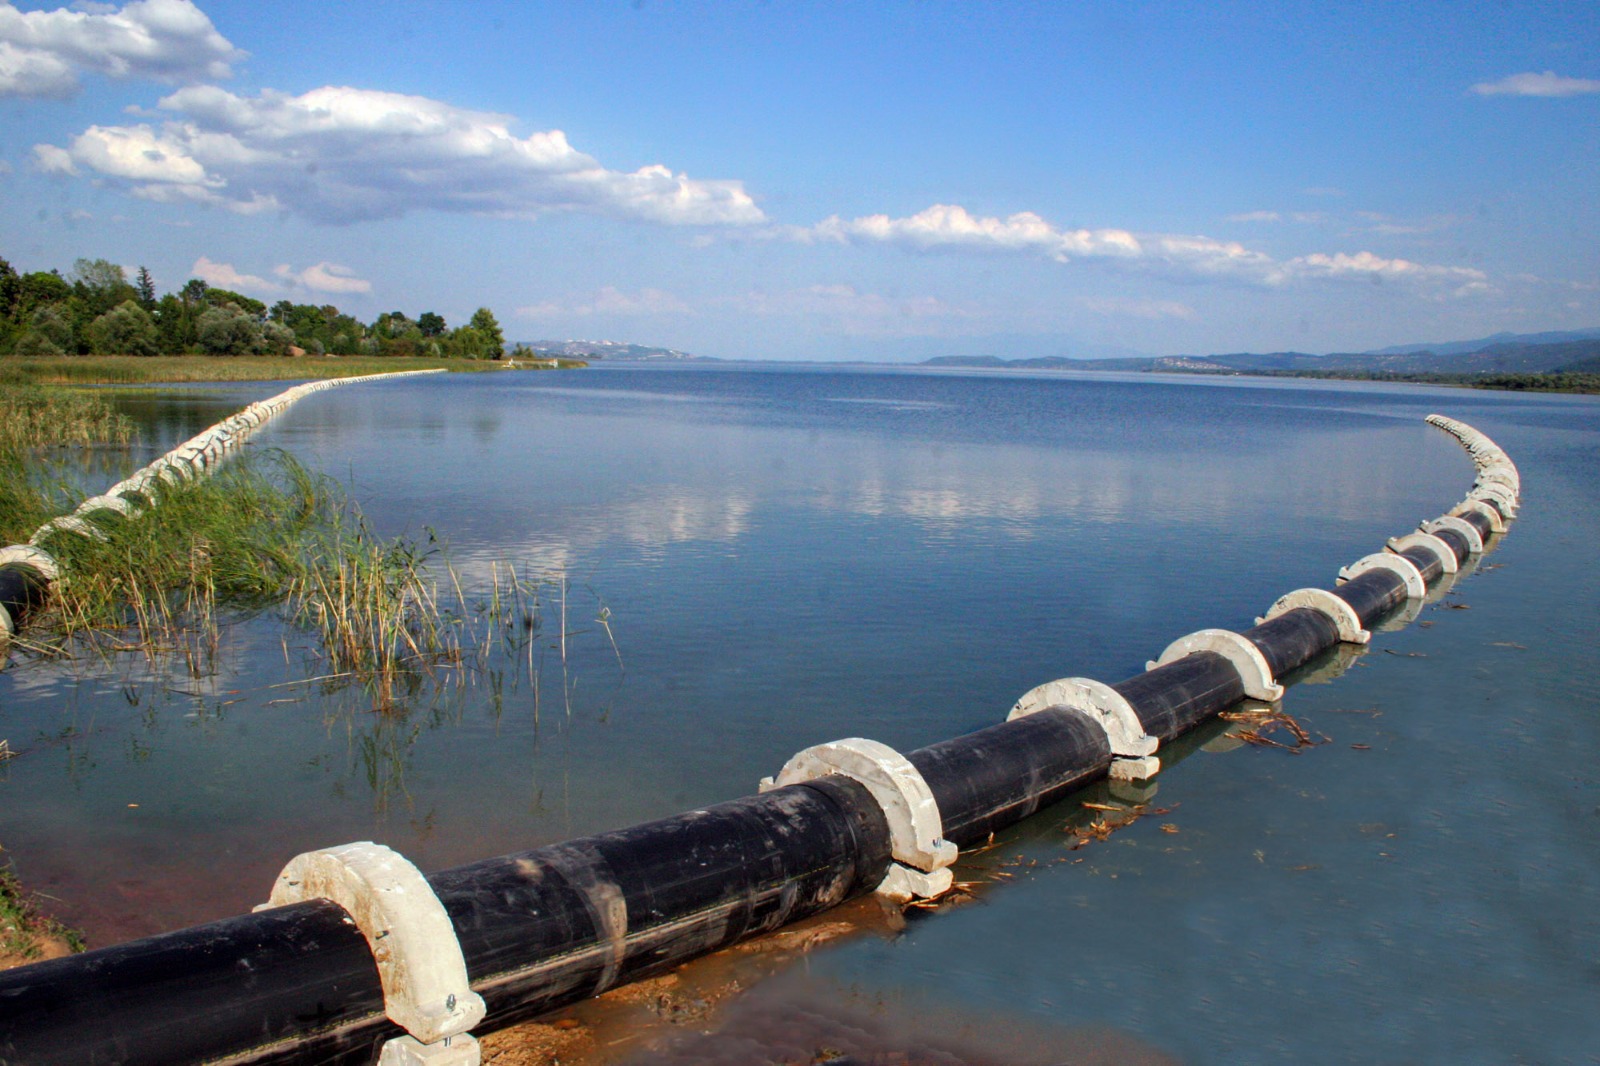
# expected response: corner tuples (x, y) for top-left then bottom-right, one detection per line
(0, 255), (508, 360)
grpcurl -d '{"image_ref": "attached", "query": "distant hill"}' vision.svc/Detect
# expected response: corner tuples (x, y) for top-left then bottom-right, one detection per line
(923, 332), (1600, 380)
(1366, 327), (1600, 357)
(520, 339), (702, 361)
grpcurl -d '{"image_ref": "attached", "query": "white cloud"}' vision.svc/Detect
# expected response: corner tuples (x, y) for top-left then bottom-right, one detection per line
(274, 261), (371, 294)
(795, 201), (1486, 294)
(518, 286), (691, 318)
(1471, 71), (1600, 98)
(35, 84), (766, 227)
(1226, 210), (1281, 223)
(1285, 251), (1488, 296)
(190, 255), (274, 293)
(187, 257), (375, 297)
(806, 203), (1144, 263)
(0, 0), (242, 99)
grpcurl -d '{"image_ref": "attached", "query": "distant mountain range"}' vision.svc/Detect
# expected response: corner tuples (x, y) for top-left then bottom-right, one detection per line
(922, 327), (1600, 378)
(518, 339), (700, 361)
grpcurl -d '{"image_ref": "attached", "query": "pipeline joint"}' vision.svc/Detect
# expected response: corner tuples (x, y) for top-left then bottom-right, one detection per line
(1338, 551), (1428, 599)
(256, 841), (485, 1055)
(1420, 515), (1483, 555)
(1257, 588), (1371, 645)
(1147, 628), (1285, 702)
(1010, 678), (1161, 780)
(760, 737), (957, 902)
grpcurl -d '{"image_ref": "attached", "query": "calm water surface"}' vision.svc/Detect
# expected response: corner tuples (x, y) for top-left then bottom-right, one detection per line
(2, 366), (1595, 1062)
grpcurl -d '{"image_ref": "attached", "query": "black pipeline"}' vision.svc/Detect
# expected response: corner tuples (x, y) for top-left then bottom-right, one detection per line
(0, 415), (1520, 1066)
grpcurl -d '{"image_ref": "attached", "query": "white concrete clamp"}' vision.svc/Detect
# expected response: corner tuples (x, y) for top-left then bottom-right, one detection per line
(75, 494), (142, 522)
(759, 738), (958, 903)
(1256, 587), (1370, 645)
(30, 514), (107, 545)
(1338, 551), (1427, 600)
(1385, 532), (1458, 575)
(0, 545), (60, 583)
(1451, 498), (1506, 535)
(1420, 515), (1483, 555)
(1008, 677), (1160, 780)
(1147, 628), (1285, 703)
(1466, 483), (1517, 519)
(257, 842), (485, 1064)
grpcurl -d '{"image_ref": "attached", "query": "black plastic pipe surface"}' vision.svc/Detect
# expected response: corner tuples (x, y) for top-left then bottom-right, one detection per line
(908, 709), (1113, 848)
(1332, 569), (1408, 630)
(0, 564), (48, 632)
(1432, 527), (1472, 565)
(1244, 608), (1341, 680)
(0, 779), (892, 1066)
(1396, 545), (1444, 583)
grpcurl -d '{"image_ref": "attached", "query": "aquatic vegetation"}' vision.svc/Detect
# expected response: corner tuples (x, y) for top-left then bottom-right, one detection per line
(28, 451), (334, 671)
(287, 519), (461, 708)
(0, 385), (137, 450)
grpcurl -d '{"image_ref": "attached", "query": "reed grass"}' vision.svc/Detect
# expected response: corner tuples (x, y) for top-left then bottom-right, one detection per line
(0, 385), (138, 449)
(288, 521), (463, 709)
(1, 385), (139, 544)
(30, 450), (336, 671)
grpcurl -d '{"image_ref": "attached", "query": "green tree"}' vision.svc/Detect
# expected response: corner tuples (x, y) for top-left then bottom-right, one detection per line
(153, 294), (191, 354)
(205, 288), (267, 318)
(467, 307), (504, 359)
(135, 266), (157, 311)
(196, 303), (265, 355)
(86, 300), (161, 356)
(261, 320), (296, 356)
(15, 305), (74, 356)
(16, 271), (71, 316)
(0, 256), (18, 321)
(418, 311), (446, 337)
(70, 258), (136, 319)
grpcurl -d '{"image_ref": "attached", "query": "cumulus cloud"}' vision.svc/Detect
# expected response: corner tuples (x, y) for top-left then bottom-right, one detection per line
(1471, 71), (1600, 97)
(274, 261), (371, 294)
(190, 255), (273, 293)
(518, 286), (691, 318)
(1285, 251), (1488, 294)
(0, 0), (242, 98)
(190, 256), (373, 296)
(33, 83), (766, 226)
(795, 202), (1486, 294)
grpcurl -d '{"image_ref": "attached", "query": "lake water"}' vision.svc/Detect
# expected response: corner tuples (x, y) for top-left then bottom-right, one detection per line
(2, 365), (1596, 1062)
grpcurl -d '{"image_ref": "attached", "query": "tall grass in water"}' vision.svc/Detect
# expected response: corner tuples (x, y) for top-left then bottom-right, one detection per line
(0, 386), (138, 449)
(28, 451), (333, 672)
(288, 521), (463, 709)
(1, 386), (138, 546)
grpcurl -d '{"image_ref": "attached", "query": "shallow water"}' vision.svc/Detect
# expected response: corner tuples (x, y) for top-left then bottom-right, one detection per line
(2, 366), (1595, 1061)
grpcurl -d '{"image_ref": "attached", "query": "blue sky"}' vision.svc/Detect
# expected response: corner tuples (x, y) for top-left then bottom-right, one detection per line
(2, 0), (1596, 360)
